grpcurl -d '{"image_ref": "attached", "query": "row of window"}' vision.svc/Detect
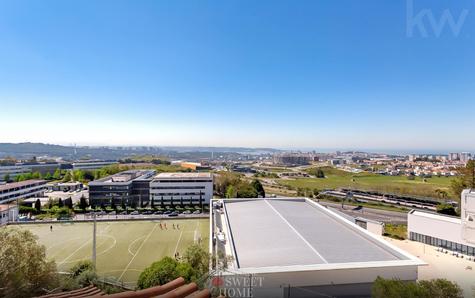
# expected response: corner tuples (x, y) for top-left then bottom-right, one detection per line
(153, 180), (212, 183)
(0, 184), (46, 195)
(151, 186), (206, 190)
(409, 232), (475, 256)
(0, 191), (43, 204)
(153, 192), (204, 197)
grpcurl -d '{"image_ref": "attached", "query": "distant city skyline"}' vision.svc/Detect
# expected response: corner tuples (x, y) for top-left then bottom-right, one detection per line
(0, 1), (474, 149)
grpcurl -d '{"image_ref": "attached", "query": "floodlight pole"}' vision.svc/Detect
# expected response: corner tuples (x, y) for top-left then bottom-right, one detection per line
(92, 213), (97, 267)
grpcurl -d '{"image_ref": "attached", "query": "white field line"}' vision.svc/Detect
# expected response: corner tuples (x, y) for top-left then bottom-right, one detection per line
(128, 235), (147, 256)
(174, 229), (184, 255)
(58, 224), (111, 266)
(264, 200), (328, 264)
(118, 223), (159, 281)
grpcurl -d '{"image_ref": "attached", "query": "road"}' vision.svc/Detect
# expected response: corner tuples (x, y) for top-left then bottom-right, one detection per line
(317, 201), (408, 224)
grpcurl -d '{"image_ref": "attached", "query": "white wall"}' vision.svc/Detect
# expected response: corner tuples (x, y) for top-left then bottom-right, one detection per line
(150, 178), (213, 204)
(461, 189), (475, 244)
(408, 212), (468, 245)
(0, 206), (18, 225)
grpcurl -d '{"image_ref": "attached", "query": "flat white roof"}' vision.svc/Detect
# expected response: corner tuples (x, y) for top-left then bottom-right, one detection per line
(154, 172), (212, 179)
(410, 210), (461, 224)
(217, 198), (423, 271)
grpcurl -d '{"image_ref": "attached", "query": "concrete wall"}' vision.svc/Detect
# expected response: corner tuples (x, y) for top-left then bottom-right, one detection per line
(0, 206), (18, 225)
(408, 212), (467, 245)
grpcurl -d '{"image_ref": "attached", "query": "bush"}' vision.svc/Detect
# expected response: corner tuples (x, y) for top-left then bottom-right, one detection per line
(372, 277), (463, 298)
(70, 260), (95, 277)
(69, 260), (97, 287)
(137, 245), (209, 289)
(137, 257), (182, 289)
(436, 204), (457, 216)
(19, 206), (36, 214)
(75, 270), (97, 287)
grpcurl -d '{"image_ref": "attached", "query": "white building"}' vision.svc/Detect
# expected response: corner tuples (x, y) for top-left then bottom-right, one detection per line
(0, 180), (48, 204)
(408, 189), (475, 256)
(72, 160), (118, 170)
(150, 172), (213, 206)
(211, 198), (423, 297)
(460, 152), (472, 164)
(0, 204), (18, 225)
(0, 165), (31, 180)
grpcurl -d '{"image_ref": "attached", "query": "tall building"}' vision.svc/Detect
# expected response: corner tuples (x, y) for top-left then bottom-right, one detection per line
(149, 172), (213, 206)
(88, 170), (156, 207)
(0, 180), (47, 204)
(460, 152), (472, 164)
(273, 153), (314, 165)
(448, 153), (460, 161)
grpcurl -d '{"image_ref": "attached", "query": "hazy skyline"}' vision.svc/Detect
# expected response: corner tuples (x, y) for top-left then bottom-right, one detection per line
(0, 0), (474, 150)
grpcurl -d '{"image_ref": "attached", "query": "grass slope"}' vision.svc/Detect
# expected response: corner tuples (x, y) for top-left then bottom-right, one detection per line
(277, 167), (454, 199)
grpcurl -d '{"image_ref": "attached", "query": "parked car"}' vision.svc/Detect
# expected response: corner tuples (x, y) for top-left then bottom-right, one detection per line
(120, 211), (127, 215)
(154, 210), (163, 215)
(130, 210), (139, 215)
(109, 211), (116, 215)
(164, 210), (173, 215)
(182, 210), (191, 214)
(168, 212), (178, 217)
(192, 210), (201, 214)
(143, 210), (153, 215)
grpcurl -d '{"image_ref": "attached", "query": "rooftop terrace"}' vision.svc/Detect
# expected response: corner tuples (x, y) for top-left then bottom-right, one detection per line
(222, 198), (411, 269)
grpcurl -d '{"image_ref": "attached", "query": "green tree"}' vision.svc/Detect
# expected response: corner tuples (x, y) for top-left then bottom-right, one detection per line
(62, 171), (72, 182)
(34, 198), (41, 213)
(436, 203), (457, 216)
(44, 172), (52, 180)
(183, 244), (209, 277)
(316, 168), (325, 178)
(225, 185), (236, 198)
(251, 179), (265, 198)
(31, 171), (42, 179)
(0, 229), (58, 298)
(451, 160), (475, 198)
(137, 257), (185, 289)
(69, 260), (97, 287)
(65, 198), (73, 209)
(236, 183), (258, 198)
(372, 277), (462, 298)
(111, 200), (116, 210)
(214, 172), (242, 197)
(52, 168), (61, 180)
(3, 173), (10, 182)
(58, 198), (64, 208)
(79, 195), (88, 210)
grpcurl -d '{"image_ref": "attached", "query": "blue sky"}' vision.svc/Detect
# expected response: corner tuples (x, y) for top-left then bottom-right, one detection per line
(0, 0), (474, 151)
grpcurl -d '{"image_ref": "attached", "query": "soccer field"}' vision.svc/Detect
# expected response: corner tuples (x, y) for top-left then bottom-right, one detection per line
(14, 218), (210, 287)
